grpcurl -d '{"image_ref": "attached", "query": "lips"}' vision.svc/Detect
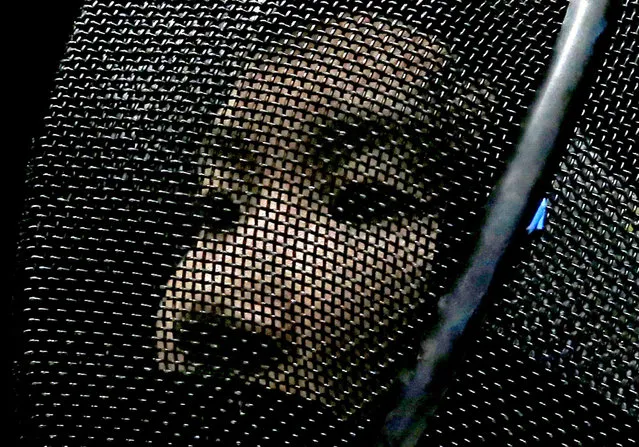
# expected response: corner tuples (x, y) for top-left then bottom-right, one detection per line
(174, 311), (295, 377)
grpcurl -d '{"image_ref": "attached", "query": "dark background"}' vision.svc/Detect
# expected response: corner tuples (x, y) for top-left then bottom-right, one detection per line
(8, 2), (84, 444)
(9, 2), (84, 246)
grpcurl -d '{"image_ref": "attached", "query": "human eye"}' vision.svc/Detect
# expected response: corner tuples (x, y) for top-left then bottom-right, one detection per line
(329, 180), (423, 226)
(197, 190), (242, 233)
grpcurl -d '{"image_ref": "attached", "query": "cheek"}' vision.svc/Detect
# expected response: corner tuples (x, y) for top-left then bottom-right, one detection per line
(306, 216), (437, 334)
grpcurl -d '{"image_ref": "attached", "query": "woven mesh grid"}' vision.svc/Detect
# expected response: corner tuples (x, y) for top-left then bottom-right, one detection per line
(13, 0), (638, 445)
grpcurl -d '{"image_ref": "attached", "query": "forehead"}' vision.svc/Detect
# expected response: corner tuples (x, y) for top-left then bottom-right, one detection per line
(221, 14), (446, 128)
(202, 15), (448, 190)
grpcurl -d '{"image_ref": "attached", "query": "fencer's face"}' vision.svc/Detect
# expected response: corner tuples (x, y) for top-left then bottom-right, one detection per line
(156, 15), (448, 404)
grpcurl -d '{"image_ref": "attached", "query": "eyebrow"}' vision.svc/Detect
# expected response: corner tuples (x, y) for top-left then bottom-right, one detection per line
(201, 90), (448, 192)
(311, 110), (441, 176)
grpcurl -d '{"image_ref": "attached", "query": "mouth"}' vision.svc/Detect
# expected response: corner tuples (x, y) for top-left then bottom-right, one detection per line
(173, 311), (295, 377)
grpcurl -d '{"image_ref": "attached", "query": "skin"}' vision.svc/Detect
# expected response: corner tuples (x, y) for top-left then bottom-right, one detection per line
(156, 14), (454, 405)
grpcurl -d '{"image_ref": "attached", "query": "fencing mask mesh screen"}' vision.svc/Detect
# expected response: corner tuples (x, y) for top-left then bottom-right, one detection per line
(13, 0), (638, 445)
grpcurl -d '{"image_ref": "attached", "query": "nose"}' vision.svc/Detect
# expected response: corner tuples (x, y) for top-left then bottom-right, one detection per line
(172, 185), (334, 336)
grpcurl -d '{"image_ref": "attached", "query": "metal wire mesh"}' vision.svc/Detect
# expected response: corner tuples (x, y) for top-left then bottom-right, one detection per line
(13, 0), (638, 445)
